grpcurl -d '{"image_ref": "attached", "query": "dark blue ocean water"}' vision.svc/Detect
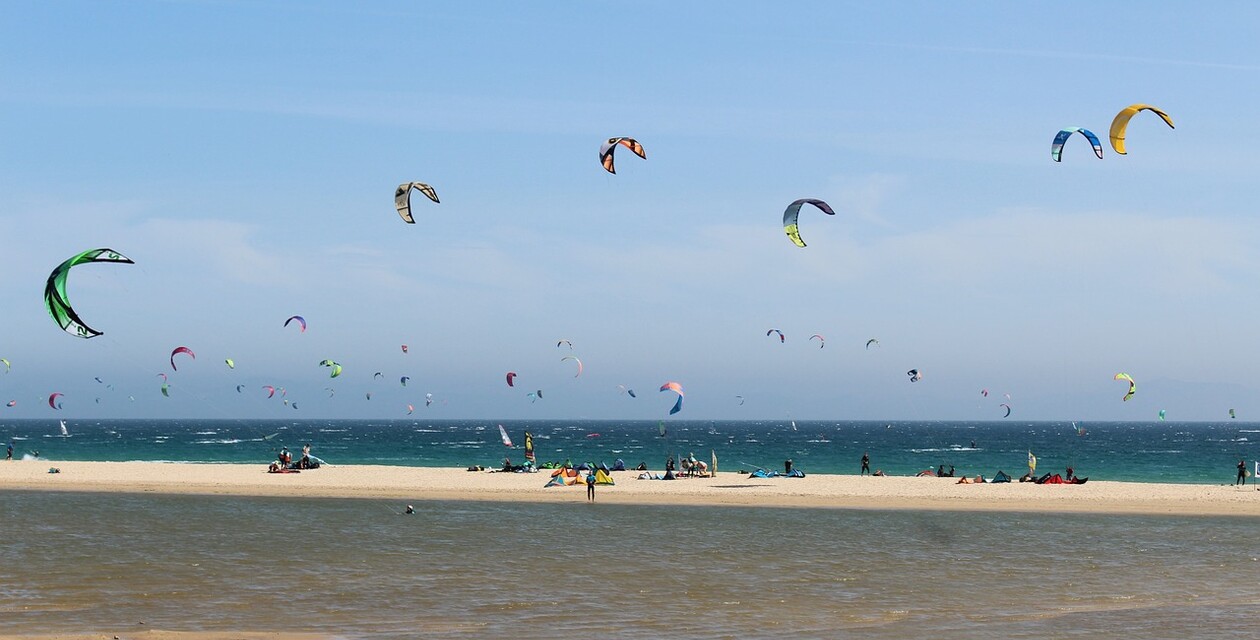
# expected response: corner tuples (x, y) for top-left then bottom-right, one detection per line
(4, 418), (1257, 483)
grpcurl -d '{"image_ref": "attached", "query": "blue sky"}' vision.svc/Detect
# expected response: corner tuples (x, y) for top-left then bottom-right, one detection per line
(2, 1), (1260, 421)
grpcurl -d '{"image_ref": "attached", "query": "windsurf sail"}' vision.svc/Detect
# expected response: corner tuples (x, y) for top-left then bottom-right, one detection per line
(524, 431), (535, 464)
(59, 420), (68, 437)
(499, 424), (513, 447)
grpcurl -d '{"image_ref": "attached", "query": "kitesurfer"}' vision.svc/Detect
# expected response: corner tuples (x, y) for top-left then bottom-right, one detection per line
(404, 505), (415, 515)
(586, 471), (596, 502)
(860, 452), (870, 476)
(1237, 459), (1248, 486)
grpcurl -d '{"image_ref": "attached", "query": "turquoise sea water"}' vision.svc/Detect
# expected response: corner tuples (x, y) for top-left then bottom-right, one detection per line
(3, 418), (1257, 483)
(2, 492), (1258, 638)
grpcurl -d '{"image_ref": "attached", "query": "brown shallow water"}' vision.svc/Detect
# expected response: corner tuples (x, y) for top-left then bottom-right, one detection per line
(1, 492), (1258, 638)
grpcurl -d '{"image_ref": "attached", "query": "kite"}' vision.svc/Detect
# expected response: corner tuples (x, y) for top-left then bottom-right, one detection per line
(1158, 409), (1166, 421)
(263, 385), (276, 399)
(48, 392), (63, 410)
(161, 383), (170, 398)
(1109, 104), (1174, 155)
(374, 372), (383, 380)
(236, 385), (245, 393)
(499, 424), (513, 447)
(394, 182), (439, 224)
(1, 359), (9, 373)
(366, 392), (373, 400)
(766, 329), (785, 343)
(617, 384), (637, 398)
(94, 377), (103, 384)
(981, 389), (989, 397)
(1000, 403), (1011, 418)
(557, 340), (573, 350)
(527, 391), (539, 403)
(1230, 408), (1237, 419)
(225, 358), (235, 369)
(907, 369), (923, 382)
(407, 404), (414, 415)
(810, 334), (825, 348)
(561, 355), (583, 377)
(401, 345), (408, 354)
(425, 393), (433, 407)
(319, 359), (342, 378)
(44, 248), (134, 338)
(659, 381), (684, 415)
(5, 401), (15, 407)
(736, 395), (745, 406)
(599, 137), (646, 174)
(400, 376), (409, 387)
(627, 389), (636, 398)
(865, 338), (879, 350)
(170, 346), (195, 371)
(1114, 372), (1136, 401)
(782, 198), (835, 248)
(1051, 127), (1104, 162)
(506, 371), (517, 387)
(284, 316), (307, 332)
(325, 388), (335, 397)
(156, 373), (168, 383)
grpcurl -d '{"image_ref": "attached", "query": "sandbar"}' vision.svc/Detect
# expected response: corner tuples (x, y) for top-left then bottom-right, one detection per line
(2, 460), (1259, 517)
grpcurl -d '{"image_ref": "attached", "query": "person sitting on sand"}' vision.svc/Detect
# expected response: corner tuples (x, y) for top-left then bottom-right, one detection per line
(957, 476), (971, 484)
(872, 469), (887, 477)
(1019, 472), (1034, 482)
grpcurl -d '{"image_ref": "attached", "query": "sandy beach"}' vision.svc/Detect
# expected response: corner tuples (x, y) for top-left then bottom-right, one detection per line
(3, 460), (1258, 516)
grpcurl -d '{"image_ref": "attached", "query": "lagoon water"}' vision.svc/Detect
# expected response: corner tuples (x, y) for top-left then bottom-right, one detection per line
(2, 491), (1258, 638)
(4, 418), (1257, 483)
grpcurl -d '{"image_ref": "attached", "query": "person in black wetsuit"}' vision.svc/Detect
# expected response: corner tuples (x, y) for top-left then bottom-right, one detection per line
(860, 452), (870, 476)
(1238, 459), (1248, 486)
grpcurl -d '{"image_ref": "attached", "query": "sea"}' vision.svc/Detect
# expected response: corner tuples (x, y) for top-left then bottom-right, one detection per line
(4, 418), (1258, 482)
(3, 419), (1259, 638)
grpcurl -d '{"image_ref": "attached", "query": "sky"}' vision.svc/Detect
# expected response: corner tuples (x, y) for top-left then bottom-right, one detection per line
(2, 1), (1260, 421)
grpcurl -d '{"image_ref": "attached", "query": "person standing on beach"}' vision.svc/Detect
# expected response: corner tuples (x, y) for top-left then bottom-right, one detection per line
(860, 452), (870, 476)
(5, 441), (11, 461)
(586, 471), (596, 502)
(1237, 459), (1248, 486)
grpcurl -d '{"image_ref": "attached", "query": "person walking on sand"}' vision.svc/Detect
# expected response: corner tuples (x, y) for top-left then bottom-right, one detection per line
(6, 441), (11, 461)
(586, 470), (596, 502)
(1237, 459), (1248, 486)
(860, 452), (870, 476)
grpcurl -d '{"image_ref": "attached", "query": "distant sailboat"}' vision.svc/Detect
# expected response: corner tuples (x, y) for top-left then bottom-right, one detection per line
(58, 420), (68, 437)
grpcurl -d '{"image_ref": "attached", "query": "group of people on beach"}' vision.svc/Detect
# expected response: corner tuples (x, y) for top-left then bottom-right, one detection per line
(268, 443), (319, 473)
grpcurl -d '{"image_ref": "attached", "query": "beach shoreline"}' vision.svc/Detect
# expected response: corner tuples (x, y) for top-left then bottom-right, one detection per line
(3, 460), (1259, 516)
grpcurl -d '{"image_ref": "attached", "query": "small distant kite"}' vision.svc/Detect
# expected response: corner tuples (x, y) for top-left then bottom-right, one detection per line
(907, 369), (923, 382)
(225, 358), (235, 369)
(561, 355), (583, 377)
(400, 376), (409, 387)
(810, 334), (825, 348)
(659, 381), (684, 415)
(394, 182), (439, 224)
(557, 340), (573, 350)
(318, 359), (342, 378)
(48, 392), (64, 410)
(506, 371), (517, 387)
(161, 383), (171, 398)
(766, 329), (785, 343)
(865, 339), (879, 350)
(617, 384), (637, 398)
(1000, 403), (1011, 418)
(1109, 104), (1174, 155)
(980, 389), (989, 397)
(401, 345), (409, 354)
(736, 395), (745, 406)
(425, 393), (433, 407)
(1158, 409), (1166, 421)
(1, 359), (9, 373)
(284, 316), (307, 333)
(782, 199), (835, 248)
(599, 137), (646, 174)
(406, 404), (414, 415)
(263, 385), (276, 399)
(45, 248), (134, 338)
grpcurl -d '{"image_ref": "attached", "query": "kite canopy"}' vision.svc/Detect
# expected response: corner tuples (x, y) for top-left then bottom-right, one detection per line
(599, 137), (646, 174)
(1109, 104), (1174, 155)
(506, 371), (517, 387)
(1114, 372), (1136, 401)
(782, 199), (835, 248)
(48, 392), (64, 410)
(659, 381), (684, 415)
(865, 338), (879, 350)
(1051, 127), (1104, 162)
(394, 182), (439, 224)
(907, 369), (923, 382)
(561, 355), (583, 377)
(1000, 403), (1011, 418)
(810, 334), (825, 348)
(170, 346), (195, 371)
(284, 315), (306, 332)
(766, 329), (785, 343)
(44, 248), (134, 339)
